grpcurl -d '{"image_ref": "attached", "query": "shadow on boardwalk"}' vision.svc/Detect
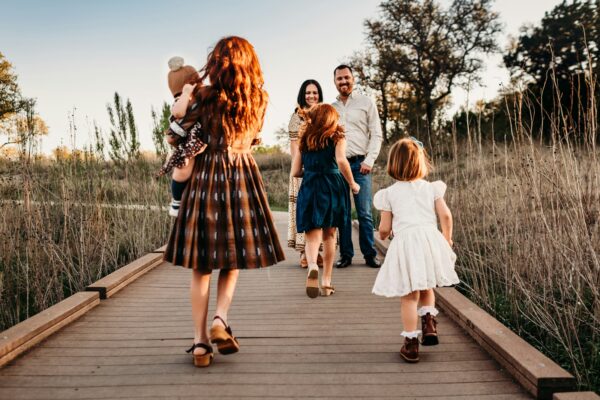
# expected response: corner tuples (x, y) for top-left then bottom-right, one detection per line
(0, 212), (530, 399)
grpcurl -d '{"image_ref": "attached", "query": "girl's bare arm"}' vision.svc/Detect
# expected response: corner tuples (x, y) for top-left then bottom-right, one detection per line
(435, 198), (453, 246)
(378, 210), (392, 240)
(335, 139), (360, 193)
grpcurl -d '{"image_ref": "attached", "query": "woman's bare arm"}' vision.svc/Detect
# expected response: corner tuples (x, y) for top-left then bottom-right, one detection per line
(289, 139), (299, 176)
(291, 148), (303, 178)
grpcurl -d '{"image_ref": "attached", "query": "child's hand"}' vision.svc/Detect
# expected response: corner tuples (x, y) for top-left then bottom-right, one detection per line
(446, 238), (454, 247)
(182, 83), (197, 98)
(351, 182), (360, 194)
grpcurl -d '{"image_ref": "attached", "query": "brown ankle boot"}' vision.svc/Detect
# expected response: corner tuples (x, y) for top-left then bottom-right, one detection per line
(400, 337), (419, 363)
(421, 313), (439, 346)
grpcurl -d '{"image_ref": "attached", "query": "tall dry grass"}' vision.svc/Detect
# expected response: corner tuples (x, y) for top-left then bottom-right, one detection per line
(0, 156), (171, 330)
(434, 83), (599, 389)
(0, 149), (290, 332)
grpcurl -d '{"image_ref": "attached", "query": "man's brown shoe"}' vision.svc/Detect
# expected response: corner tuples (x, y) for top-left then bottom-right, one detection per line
(400, 337), (419, 363)
(421, 313), (439, 346)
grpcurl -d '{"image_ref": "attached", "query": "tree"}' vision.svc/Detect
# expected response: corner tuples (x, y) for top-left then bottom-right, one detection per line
(350, 48), (427, 142)
(106, 92), (140, 163)
(0, 52), (21, 122)
(151, 102), (171, 161)
(92, 121), (105, 160)
(365, 0), (502, 139)
(0, 98), (48, 158)
(504, 0), (598, 85)
(349, 48), (397, 142)
(504, 0), (599, 142)
(15, 99), (48, 158)
(272, 124), (289, 151)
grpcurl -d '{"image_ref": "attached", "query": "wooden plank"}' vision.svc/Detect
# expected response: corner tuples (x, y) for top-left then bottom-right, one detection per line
(0, 292), (99, 367)
(85, 254), (164, 299)
(553, 393), (600, 400)
(14, 350), (494, 367)
(39, 334), (473, 350)
(0, 359), (502, 376)
(0, 381), (528, 399)
(0, 370), (513, 387)
(29, 341), (481, 357)
(152, 245), (167, 253)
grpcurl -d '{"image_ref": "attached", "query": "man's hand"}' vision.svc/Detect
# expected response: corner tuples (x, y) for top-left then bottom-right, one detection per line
(359, 162), (372, 175)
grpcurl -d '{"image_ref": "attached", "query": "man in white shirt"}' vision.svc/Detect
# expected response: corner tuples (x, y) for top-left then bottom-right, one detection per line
(332, 64), (383, 268)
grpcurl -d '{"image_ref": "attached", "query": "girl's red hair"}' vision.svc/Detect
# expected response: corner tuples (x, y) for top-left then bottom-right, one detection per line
(193, 36), (268, 144)
(298, 104), (344, 152)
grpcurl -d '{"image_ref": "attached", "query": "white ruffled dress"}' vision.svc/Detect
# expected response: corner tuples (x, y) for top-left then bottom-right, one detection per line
(372, 180), (459, 297)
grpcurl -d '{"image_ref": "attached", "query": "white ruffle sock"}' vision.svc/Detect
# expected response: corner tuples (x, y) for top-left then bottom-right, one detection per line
(417, 306), (439, 317)
(400, 330), (422, 339)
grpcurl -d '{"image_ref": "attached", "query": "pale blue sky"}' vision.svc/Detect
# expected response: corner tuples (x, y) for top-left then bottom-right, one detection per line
(1, 0), (562, 153)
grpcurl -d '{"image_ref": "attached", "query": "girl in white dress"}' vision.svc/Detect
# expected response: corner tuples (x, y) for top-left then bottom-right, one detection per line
(372, 137), (459, 363)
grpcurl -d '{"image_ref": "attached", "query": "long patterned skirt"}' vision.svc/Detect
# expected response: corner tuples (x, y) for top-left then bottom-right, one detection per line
(165, 149), (285, 271)
(287, 176), (305, 252)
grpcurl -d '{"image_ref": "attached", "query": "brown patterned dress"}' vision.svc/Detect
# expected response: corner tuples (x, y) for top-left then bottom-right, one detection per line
(165, 124), (285, 271)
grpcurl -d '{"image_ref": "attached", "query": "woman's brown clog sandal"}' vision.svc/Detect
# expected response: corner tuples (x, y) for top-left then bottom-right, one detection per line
(306, 263), (319, 298)
(210, 316), (240, 355)
(300, 252), (308, 268)
(320, 285), (335, 296)
(186, 342), (214, 367)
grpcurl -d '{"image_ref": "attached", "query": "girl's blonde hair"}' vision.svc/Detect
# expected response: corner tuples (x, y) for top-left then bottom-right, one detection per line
(298, 104), (345, 152)
(387, 137), (432, 181)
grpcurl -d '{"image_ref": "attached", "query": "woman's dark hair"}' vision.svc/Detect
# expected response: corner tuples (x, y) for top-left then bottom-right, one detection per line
(295, 79), (323, 110)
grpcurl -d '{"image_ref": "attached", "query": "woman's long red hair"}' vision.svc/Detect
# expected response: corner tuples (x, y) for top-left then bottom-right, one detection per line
(298, 104), (344, 152)
(193, 36), (268, 144)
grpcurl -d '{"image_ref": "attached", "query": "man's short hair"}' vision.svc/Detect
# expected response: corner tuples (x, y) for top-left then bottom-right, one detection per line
(334, 64), (353, 76)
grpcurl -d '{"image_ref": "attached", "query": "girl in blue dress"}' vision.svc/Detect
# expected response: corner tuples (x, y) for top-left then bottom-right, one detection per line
(291, 104), (360, 298)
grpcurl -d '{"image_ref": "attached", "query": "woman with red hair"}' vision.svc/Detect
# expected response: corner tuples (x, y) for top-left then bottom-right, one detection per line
(164, 36), (285, 367)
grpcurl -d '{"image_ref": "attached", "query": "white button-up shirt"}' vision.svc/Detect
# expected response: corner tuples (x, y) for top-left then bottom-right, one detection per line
(332, 91), (383, 167)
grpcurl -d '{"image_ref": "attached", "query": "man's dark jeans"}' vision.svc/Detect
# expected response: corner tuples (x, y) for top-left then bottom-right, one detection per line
(339, 156), (377, 260)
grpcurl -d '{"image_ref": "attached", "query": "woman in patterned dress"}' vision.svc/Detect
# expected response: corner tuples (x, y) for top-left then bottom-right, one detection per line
(164, 36), (285, 367)
(287, 79), (323, 268)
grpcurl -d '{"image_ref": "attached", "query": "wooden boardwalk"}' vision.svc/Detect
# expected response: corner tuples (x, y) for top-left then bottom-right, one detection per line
(0, 212), (531, 399)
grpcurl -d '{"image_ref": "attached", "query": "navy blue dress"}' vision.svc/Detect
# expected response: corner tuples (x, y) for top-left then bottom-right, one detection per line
(296, 140), (351, 233)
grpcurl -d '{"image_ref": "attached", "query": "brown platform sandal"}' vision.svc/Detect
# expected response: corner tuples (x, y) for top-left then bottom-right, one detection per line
(300, 252), (308, 268)
(320, 285), (335, 296)
(317, 253), (323, 268)
(210, 316), (240, 355)
(186, 343), (214, 367)
(306, 263), (319, 298)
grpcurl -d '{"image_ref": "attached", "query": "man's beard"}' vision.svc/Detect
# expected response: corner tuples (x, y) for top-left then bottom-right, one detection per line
(338, 84), (352, 95)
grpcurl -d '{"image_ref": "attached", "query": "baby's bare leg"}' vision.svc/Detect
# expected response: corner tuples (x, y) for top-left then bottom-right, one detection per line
(173, 157), (195, 182)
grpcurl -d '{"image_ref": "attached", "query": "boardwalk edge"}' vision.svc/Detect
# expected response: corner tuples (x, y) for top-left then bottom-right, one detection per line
(367, 224), (578, 400)
(0, 246), (167, 368)
(0, 291), (100, 368)
(85, 252), (165, 299)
